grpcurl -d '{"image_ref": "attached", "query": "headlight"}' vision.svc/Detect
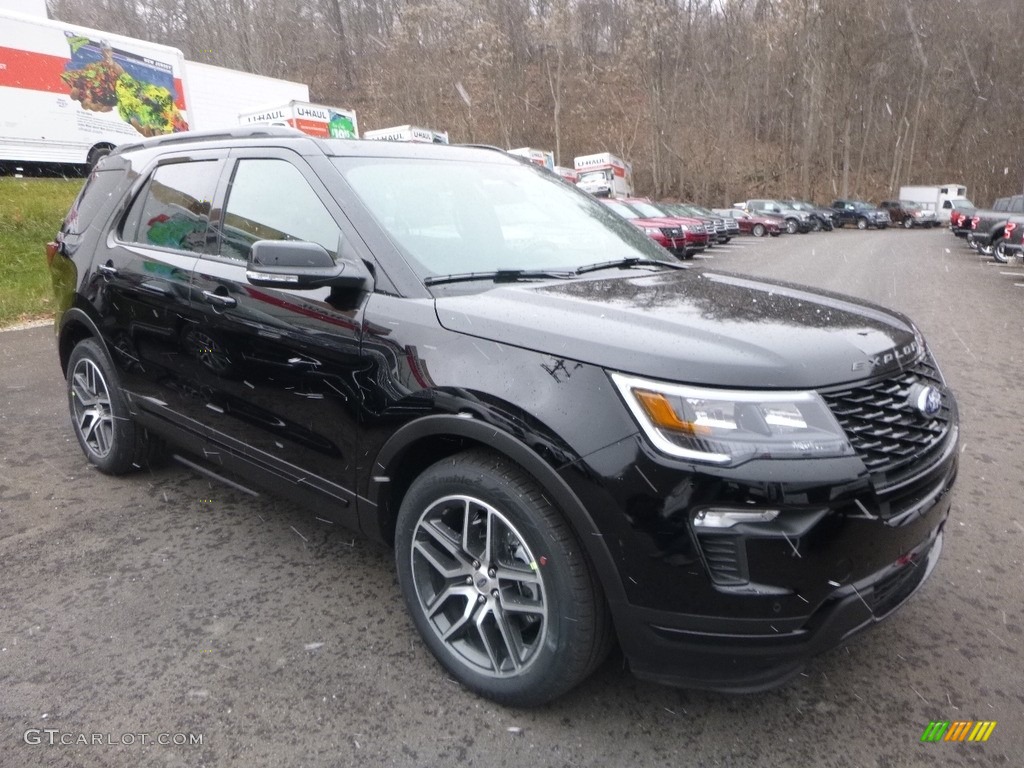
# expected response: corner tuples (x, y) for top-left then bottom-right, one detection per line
(643, 227), (661, 235)
(611, 373), (854, 465)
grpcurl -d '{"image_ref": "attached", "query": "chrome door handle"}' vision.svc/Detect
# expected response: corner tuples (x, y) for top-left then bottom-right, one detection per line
(202, 290), (237, 308)
(97, 263), (118, 277)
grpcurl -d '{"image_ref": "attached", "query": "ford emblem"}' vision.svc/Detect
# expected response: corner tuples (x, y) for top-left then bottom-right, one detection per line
(912, 385), (942, 418)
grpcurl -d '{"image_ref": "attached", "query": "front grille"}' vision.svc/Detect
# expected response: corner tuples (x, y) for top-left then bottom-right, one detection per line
(820, 357), (952, 475)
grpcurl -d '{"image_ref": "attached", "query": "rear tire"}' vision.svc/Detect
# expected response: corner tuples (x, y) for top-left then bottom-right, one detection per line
(903, 217), (913, 229)
(86, 146), (111, 171)
(66, 338), (163, 474)
(785, 218), (799, 235)
(395, 450), (612, 707)
(752, 223), (766, 237)
(991, 238), (1010, 263)
(856, 217), (868, 230)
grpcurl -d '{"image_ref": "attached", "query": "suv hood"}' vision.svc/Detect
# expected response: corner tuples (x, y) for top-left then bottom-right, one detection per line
(435, 270), (919, 389)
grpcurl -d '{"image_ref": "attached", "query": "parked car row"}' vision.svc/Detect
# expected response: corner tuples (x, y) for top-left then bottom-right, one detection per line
(951, 194), (1024, 264)
(587, 186), (946, 258)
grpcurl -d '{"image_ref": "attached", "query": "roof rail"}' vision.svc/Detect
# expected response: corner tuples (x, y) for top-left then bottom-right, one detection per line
(109, 125), (307, 157)
(457, 143), (508, 154)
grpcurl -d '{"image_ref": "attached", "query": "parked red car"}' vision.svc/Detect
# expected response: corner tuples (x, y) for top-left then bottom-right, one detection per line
(713, 208), (783, 237)
(600, 199), (709, 259)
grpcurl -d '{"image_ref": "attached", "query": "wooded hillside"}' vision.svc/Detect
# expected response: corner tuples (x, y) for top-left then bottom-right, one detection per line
(48, 0), (1024, 206)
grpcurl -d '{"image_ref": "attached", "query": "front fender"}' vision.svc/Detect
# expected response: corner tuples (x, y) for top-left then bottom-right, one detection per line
(361, 412), (630, 608)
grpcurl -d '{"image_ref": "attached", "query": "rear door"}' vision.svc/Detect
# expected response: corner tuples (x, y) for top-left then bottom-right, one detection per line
(184, 147), (371, 523)
(95, 152), (222, 414)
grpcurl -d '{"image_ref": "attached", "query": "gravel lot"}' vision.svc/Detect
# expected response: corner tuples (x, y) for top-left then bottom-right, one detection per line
(1, 228), (1021, 767)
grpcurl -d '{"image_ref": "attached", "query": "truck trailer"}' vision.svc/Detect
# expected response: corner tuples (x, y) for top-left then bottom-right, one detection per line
(183, 61), (308, 131)
(0, 8), (190, 169)
(898, 184), (970, 223)
(363, 125), (449, 144)
(508, 147), (555, 171)
(573, 152), (633, 198)
(239, 100), (358, 139)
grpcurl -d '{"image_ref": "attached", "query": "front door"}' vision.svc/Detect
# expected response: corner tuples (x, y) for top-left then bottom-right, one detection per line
(185, 148), (370, 523)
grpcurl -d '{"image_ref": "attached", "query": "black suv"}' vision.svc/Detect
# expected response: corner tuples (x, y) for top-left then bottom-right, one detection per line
(47, 127), (959, 706)
(830, 199), (891, 229)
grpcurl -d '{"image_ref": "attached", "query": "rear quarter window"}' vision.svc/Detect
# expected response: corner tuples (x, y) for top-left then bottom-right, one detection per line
(62, 168), (128, 236)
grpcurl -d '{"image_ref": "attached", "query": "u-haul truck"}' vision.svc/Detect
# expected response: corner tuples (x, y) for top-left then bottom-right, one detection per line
(554, 165), (579, 184)
(573, 152), (633, 198)
(508, 147), (555, 171)
(363, 125), (449, 144)
(0, 8), (190, 169)
(239, 100), (358, 139)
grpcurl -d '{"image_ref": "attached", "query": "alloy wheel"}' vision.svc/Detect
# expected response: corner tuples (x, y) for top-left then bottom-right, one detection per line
(409, 494), (548, 678)
(70, 357), (114, 458)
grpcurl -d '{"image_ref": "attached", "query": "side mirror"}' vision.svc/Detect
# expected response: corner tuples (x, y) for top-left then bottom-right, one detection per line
(246, 240), (370, 291)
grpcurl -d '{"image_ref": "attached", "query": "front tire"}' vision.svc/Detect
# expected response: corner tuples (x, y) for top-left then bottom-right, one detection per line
(66, 338), (162, 474)
(903, 217), (913, 229)
(785, 218), (799, 235)
(395, 450), (611, 707)
(752, 223), (766, 237)
(856, 217), (868, 230)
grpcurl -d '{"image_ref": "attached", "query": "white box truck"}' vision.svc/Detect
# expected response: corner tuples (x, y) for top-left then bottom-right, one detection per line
(574, 152), (634, 198)
(899, 184), (971, 223)
(239, 101), (358, 139)
(508, 147), (554, 171)
(363, 125), (449, 144)
(554, 165), (579, 184)
(0, 8), (190, 168)
(183, 61), (308, 131)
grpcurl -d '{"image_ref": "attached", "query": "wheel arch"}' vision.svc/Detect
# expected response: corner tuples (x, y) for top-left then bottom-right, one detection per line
(362, 414), (628, 606)
(57, 307), (108, 376)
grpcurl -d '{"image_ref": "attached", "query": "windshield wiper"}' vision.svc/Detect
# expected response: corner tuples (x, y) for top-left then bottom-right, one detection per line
(574, 257), (688, 275)
(423, 269), (576, 287)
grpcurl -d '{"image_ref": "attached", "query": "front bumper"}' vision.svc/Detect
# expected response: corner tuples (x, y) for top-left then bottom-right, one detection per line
(621, 506), (948, 692)
(559, 380), (958, 691)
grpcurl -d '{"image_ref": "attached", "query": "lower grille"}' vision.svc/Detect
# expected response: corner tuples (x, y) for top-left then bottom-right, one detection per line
(870, 558), (927, 616)
(698, 535), (748, 585)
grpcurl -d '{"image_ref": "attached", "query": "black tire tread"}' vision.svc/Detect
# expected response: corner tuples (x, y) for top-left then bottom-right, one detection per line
(67, 338), (164, 474)
(398, 448), (613, 705)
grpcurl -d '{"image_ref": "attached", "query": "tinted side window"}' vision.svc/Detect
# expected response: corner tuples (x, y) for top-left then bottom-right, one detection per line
(121, 161), (219, 253)
(219, 159), (342, 262)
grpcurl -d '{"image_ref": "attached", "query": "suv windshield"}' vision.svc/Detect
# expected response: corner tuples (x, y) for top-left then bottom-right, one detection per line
(333, 157), (669, 280)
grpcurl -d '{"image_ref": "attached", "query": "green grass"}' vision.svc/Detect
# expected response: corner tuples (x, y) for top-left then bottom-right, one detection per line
(0, 177), (83, 327)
